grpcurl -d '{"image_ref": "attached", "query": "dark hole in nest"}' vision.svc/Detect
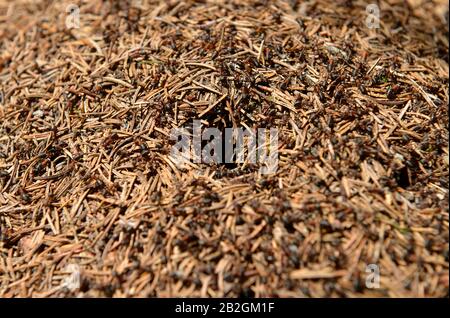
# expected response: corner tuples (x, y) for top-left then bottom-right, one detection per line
(178, 114), (248, 173)
(394, 166), (410, 189)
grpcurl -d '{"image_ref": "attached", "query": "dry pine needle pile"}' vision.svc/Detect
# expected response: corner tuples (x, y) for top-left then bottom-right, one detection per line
(0, 0), (448, 297)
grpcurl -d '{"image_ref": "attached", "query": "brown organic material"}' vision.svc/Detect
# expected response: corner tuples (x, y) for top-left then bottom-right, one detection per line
(0, 0), (448, 297)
